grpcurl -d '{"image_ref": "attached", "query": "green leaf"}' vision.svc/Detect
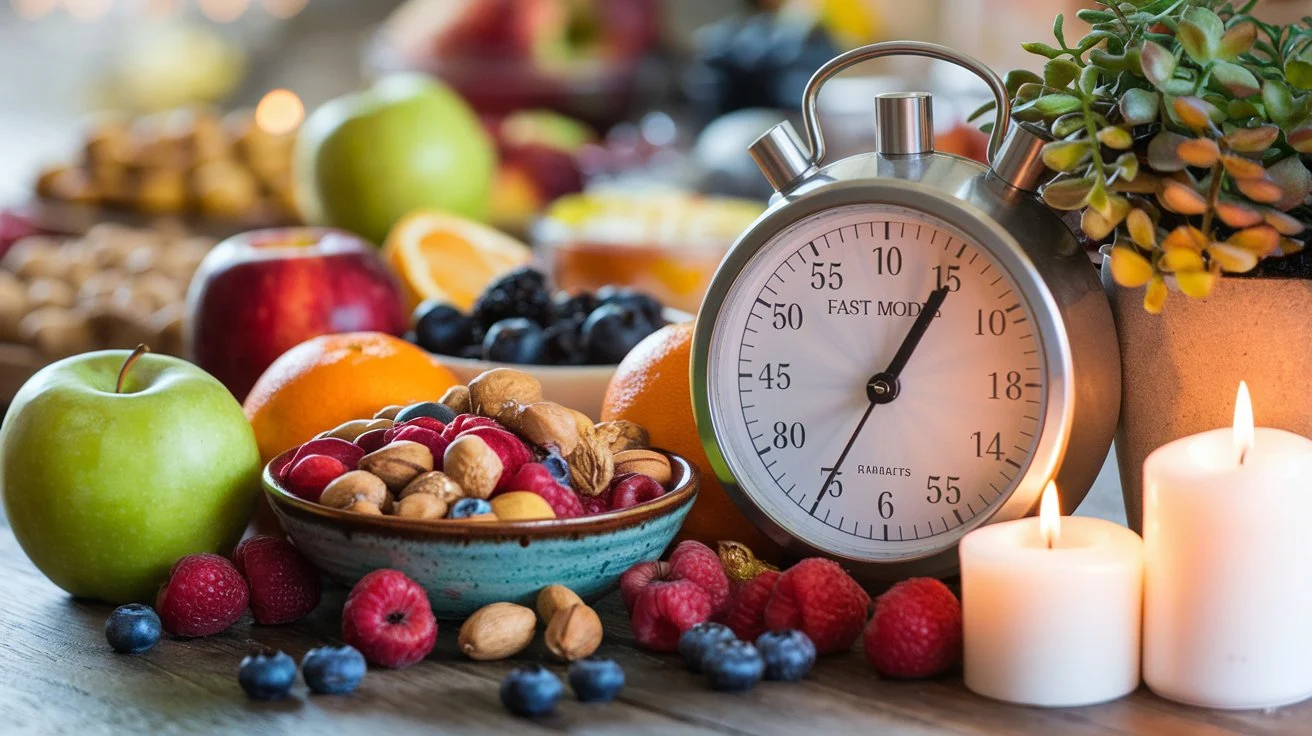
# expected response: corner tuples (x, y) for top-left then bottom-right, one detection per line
(1041, 176), (1096, 210)
(1140, 41), (1177, 89)
(1211, 61), (1261, 97)
(1041, 140), (1092, 172)
(1053, 13), (1067, 48)
(1267, 155), (1312, 211)
(1097, 126), (1134, 149)
(1051, 113), (1088, 138)
(1218, 21), (1257, 59)
(1003, 69), (1043, 95)
(1262, 80), (1297, 127)
(1079, 65), (1100, 96)
(1086, 178), (1112, 218)
(1076, 9), (1116, 23)
(1022, 41), (1064, 59)
(1119, 88), (1161, 125)
(1034, 94), (1084, 116)
(1044, 58), (1082, 89)
(1286, 59), (1312, 91)
(1179, 6), (1224, 63)
(1115, 152), (1140, 181)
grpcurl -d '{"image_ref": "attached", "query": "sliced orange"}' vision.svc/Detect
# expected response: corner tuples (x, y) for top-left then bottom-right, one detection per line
(383, 210), (532, 312)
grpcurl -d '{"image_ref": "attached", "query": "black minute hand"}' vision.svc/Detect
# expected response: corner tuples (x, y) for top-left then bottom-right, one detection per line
(810, 286), (950, 516)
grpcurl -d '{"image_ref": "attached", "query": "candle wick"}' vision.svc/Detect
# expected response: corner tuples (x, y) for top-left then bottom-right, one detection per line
(1239, 447), (1249, 466)
(1046, 536), (1053, 550)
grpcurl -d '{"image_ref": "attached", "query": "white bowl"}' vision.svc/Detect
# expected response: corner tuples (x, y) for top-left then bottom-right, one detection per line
(432, 307), (692, 421)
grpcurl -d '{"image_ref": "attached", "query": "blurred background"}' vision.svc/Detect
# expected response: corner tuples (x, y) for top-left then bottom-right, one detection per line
(0, 0), (1306, 393)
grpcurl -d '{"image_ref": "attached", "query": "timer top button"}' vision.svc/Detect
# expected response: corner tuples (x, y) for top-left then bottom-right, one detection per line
(875, 92), (934, 156)
(749, 121), (816, 193)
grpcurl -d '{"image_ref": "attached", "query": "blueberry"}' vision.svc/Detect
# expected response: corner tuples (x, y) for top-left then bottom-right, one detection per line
(582, 303), (657, 364)
(500, 664), (564, 717)
(552, 291), (599, 322)
(678, 622), (738, 672)
(412, 300), (476, 356)
(104, 603), (161, 654)
(460, 343), (484, 360)
(568, 657), (625, 703)
(238, 649), (297, 700)
(755, 629), (816, 682)
(473, 267), (554, 329)
(301, 645), (366, 695)
(542, 452), (572, 488)
(594, 286), (664, 324)
(482, 318), (546, 364)
(448, 497), (493, 519)
(395, 401), (457, 425)
(703, 640), (765, 692)
(542, 315), (587, 365)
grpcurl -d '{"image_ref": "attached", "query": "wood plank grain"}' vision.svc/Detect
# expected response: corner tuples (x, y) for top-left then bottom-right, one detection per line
(3, 516), (1312, 735)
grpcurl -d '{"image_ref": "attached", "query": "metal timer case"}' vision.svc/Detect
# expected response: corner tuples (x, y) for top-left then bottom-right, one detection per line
(690, 42), (1121, 580)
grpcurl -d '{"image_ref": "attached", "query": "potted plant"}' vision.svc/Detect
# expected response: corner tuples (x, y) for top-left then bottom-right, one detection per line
(976, 0), (1311, 529)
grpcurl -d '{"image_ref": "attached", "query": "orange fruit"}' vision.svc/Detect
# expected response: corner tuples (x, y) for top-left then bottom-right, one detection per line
(601, 322), (783, 561)
(244, 331), (459, 462)
(382, 210), (532, 312)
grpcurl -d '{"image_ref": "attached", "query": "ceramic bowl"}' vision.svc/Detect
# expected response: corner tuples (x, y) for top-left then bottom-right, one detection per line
(263, 449), (698, 619)
(430, 307), (693, 420)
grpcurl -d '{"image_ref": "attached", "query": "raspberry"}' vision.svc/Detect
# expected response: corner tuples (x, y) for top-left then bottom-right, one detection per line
(501, 463), (583, 518)
(342, 569), (437, 668)
(609, 473), (665, 509)
(579, 489), (612, 515)
(440, 414), (500, 442)
(863, 578), (962, 679)
(283, 455), (350, 501)
(763, 559), (871, 654)
(620, 560), (669, 611)
(232, 536), (321, 625)
(280, 438), (364, 482)
(387, 425), (450, 467)
(630, 579), (713, 652)
(668, 541), (731, 618)
(155, 553), (249, 637)
(722, 569), (781, 641)
(459, 426), (533, 491)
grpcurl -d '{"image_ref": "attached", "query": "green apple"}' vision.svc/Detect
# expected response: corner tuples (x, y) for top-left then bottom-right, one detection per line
(294, 74), (497, 244)
(0, 349), (262, 604)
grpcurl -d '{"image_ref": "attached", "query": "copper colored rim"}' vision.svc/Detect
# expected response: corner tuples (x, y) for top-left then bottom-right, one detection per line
(264, 448), (699, 539)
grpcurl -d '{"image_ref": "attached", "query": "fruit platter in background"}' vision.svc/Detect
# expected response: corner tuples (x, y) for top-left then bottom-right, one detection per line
(29, 107), (300, 237)
(368, 0), (665, 128)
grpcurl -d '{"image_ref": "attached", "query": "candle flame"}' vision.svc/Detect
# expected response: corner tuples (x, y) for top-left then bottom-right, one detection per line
(254, 89), (304, 136)
(1039, 481), (1060, 549)
(1234, 381), (1254, 465)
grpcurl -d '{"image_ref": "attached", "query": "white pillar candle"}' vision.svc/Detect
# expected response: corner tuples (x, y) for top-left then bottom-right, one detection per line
(1143, 382), (1312, 709)
(961, 482), (1144, 707)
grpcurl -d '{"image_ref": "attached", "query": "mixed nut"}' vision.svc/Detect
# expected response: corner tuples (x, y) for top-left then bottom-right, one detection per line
(276, 367), (673, 522)
(457, 584), (604, 663)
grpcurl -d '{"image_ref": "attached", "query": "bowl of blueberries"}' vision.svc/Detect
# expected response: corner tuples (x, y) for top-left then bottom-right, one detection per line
(408, 267), (690, 419)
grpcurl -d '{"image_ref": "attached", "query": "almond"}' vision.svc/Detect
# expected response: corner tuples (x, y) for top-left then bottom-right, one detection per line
(613, 449), (672, 486)
(536, 584), (584, 624)
(458, 602), (537, 661)
(545, 603), (603, 662)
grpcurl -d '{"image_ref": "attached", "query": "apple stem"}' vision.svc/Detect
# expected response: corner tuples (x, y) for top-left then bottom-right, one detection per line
(116, 344), (151, 394)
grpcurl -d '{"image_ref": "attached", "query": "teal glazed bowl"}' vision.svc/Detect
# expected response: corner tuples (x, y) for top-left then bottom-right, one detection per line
(263, 450), (698, 619)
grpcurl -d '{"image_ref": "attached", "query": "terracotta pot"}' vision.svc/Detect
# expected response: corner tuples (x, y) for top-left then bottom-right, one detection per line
(1102, 259), (1312, 532)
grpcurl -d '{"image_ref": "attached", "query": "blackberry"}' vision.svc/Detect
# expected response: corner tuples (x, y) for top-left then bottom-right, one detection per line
(472, 267), (554, 328)
(552, 291), (599, 322)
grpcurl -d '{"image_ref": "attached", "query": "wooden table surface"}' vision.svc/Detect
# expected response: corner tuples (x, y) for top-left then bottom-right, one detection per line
(5, 513), (1312, 736)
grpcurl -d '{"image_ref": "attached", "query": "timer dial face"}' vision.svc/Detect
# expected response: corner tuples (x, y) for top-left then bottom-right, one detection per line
(706, 204), (1049, 562)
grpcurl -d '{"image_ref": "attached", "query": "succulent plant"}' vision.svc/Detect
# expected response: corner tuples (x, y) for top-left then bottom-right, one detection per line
(973, 0), (1312, 312)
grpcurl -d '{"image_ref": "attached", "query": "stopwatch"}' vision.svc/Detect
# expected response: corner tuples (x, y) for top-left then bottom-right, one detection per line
(691, 42), (1120, 579)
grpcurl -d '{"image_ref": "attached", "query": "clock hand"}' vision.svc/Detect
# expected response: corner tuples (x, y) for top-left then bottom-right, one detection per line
(810, 286), (950, 516)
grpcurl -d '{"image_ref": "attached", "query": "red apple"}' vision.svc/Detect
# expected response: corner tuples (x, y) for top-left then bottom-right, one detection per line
(185, 228), (407, 400)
